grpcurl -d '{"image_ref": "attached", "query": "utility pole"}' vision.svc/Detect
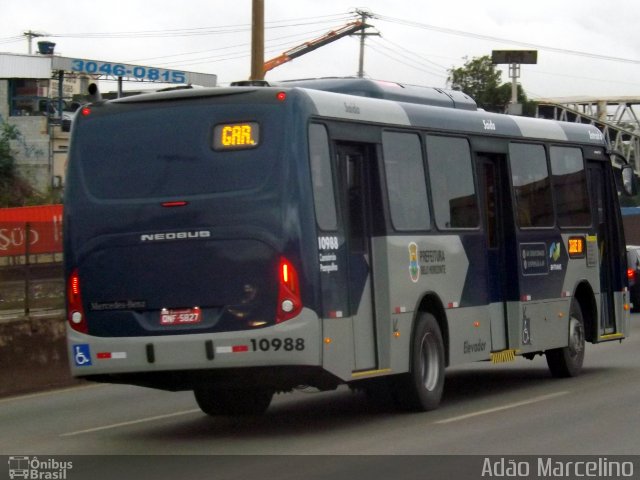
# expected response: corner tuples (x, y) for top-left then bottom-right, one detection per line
(250, 0), (265, 81)
(263, 21), (367, 76)
(355, 10), (378, 78)
(23, 30), (45, 55)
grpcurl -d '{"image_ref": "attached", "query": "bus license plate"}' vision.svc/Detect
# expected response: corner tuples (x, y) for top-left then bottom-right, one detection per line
(160, 307), (202, 325)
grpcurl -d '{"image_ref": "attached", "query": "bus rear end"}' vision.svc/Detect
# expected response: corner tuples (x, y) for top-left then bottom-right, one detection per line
(64, 88), (324, 414)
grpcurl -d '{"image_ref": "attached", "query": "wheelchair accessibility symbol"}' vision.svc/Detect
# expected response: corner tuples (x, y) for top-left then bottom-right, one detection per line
(73, 344), (92, 367)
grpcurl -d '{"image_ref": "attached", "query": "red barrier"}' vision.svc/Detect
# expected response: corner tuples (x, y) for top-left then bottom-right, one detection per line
(0, 205), (63, 257)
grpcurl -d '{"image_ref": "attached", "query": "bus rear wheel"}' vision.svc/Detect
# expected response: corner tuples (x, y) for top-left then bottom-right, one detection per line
(194, 387), (273, 416)
(393, 312), (445, 411)
(546, 301), (585, 378)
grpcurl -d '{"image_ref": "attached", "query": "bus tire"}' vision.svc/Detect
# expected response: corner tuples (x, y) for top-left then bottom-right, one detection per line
(194, 387), (273, 416)
(393, 312), (445, 411)
(546, 301), (585, 378)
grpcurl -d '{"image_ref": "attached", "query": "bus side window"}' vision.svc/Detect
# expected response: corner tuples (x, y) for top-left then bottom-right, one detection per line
(426, 135), (479, 230)
(550, 146), (591, 227)
(382, 131), (430, 231)
(309, 124), (338, 231)
(509, 143), (554, 228)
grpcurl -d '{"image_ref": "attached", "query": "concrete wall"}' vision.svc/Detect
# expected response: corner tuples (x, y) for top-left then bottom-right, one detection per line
(7, 116), (50, 191)
(0, 79), (51, 192)
(0, 315), (79, 397)
(0, 79), (9, 119)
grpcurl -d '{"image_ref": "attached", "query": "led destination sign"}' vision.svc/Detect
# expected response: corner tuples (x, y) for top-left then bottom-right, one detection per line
(213, 123), (260, 150)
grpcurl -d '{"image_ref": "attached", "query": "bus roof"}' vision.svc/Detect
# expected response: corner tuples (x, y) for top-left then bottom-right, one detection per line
(298, 86), (606, 146)
(105, 77), (606, 146)
(274, 77), (478, 110)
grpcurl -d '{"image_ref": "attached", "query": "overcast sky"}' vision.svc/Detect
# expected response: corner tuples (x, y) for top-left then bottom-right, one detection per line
(2, 0), (639, 100)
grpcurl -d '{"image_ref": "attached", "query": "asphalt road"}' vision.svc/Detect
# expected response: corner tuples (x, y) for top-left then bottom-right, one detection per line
(1, 317), (639, 458)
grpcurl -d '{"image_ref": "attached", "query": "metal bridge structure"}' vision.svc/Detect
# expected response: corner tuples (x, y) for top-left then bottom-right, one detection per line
(536, 97), (640, 174)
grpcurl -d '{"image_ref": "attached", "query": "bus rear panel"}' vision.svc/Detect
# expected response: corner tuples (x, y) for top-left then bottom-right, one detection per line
(64, 88), (327, 392)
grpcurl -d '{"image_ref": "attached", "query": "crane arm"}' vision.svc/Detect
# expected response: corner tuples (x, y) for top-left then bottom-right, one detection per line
(263, 20), (368, 75)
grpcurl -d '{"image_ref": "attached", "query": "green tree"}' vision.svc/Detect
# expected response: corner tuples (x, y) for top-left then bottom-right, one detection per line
(447, 55), (536, 115)
(495, 82), (538, 117)
(0, 122), (37, 207)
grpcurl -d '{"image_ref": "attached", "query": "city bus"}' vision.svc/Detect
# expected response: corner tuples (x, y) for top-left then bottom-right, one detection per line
(64, 77), (635, 415)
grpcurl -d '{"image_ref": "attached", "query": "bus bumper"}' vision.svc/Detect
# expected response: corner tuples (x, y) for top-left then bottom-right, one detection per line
(66, 308), (322, 377)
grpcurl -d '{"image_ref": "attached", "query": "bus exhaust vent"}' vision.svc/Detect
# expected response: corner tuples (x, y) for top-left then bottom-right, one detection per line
(490, 350), (516, 363)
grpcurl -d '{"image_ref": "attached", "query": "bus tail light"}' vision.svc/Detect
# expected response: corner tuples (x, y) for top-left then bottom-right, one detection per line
(67, 269), (88, 333)
(627, 268), (636, 284)
(277, 257), (302, 323)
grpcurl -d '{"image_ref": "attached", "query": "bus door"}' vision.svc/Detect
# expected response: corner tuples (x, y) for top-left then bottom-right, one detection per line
(475, 153), (515, 351)
(335, 142), (377, 371)
(587, 161), (618, 335)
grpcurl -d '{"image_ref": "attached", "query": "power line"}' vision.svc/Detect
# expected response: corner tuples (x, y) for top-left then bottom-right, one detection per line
(0, 35), (25, 45)
(366, 43), (447, 81)
(367, 38), (447, 79)
(374, 14), (640, 66)
(375, 37), (449, 72)
(524, 67), (640, 93)
(44, 14), (353, 39)
(126, 25), (347, 66)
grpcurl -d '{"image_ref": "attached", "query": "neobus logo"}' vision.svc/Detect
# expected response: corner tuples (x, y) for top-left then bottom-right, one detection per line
(140, 230), (211, 242)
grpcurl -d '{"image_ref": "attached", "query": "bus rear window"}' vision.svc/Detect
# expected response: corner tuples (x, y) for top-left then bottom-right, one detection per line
(73, 106), (277, 200)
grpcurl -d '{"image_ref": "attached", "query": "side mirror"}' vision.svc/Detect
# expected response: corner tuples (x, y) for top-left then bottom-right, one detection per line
(622, 165), (638, 197)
